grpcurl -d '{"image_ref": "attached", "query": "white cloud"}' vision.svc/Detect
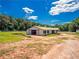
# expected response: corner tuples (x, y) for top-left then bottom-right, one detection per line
(52, 0), (74, 4)
(23, 7), (34, 14)
(22, 7), (38, 20)
(49, 0), (79, 15)
(28, 16), (38, 20)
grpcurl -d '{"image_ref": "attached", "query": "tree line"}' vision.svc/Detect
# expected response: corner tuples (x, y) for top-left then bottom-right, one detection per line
(0, 14), (52, 31)
(59, 17), (79, 32)
(0, 14), (79, 32)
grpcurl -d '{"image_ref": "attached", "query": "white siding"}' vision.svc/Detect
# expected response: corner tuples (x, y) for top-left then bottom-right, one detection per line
(27, 27), (41, 35)
(76, 30), (79, 32)
(38, 30), (44, 35)
(30, 27), (39, 35)
(27, 29), (31, 35)
(49, 30), (52, 34)
(26, 27), (59, 35)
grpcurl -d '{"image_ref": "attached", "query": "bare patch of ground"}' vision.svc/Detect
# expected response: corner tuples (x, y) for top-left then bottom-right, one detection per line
(0, 32), (79, 59)
(42, 40), (79, 59)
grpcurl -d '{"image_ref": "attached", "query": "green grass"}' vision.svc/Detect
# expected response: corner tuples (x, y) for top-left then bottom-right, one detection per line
(75, 32), (79, 35)
(0, 31), (27, 43)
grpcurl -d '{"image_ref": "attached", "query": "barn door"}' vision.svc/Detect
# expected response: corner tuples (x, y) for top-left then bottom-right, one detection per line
(52, 30), (54, 34)
(31, 30), (36, 35)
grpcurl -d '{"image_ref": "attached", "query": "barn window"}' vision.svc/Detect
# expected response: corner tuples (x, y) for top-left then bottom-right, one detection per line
(52, 30), (54, 33)
(47, 30), (49, 33)
(43, 30), (46, 34)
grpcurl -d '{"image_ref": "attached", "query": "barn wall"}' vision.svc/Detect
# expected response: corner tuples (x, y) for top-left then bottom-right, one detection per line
(76, 29), (79, 32)
(30, 27), (39, 35)
(27, 27), (42, 35)
(26, 29), (31, 35)
(38, 29), (45, 35)
(49, 30), (52, 34)
(27, 27), (59, 35)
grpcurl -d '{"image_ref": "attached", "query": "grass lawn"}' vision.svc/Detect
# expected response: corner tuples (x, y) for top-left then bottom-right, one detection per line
(75, 32), (79, 35)
(0, 31), (27, 43)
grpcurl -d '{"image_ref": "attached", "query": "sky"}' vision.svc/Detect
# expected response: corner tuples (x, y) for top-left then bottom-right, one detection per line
(0, 0), (79, 25)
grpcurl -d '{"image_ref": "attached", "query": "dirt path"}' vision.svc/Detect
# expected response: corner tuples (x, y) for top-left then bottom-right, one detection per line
(0, 33), (79, 59)
(42, 40), (79, 59)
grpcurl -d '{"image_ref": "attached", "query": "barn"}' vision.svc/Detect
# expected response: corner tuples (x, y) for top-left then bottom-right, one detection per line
(26, 26), (59, 36)
(76, 27), (79, 32)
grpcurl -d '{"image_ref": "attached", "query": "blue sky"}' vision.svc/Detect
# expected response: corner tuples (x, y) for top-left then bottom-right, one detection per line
(0, 0), (79, 25)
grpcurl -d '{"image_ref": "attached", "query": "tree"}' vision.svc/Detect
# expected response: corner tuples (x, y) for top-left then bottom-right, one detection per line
(68, 23), (76, 32)
(0, 14), (50, 31)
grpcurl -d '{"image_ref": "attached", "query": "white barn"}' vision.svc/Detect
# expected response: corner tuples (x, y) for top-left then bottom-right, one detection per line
(27, 26), (59, 36)
(76, 28), (79, 32)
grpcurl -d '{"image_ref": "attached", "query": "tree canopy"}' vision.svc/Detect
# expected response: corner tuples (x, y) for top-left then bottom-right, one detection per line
(0, 14), (79, 32)
(0, 14), (53, 31)
(59, 17), (79, 32)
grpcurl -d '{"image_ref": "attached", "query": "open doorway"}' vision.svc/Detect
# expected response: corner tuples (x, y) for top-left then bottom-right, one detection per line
(31, 30), (37, 35)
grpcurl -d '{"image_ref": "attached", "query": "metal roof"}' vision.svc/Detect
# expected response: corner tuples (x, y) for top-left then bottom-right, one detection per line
(32, 26), (59, 30)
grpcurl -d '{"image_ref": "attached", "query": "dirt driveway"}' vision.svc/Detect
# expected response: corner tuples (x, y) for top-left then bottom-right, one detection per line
(0, 32), (79, 59)
(42, 40), (79, 59)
